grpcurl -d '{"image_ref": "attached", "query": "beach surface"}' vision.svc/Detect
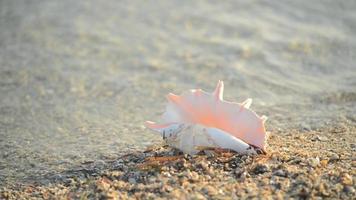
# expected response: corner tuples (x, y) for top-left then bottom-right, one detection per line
(0, 0), (355, 198)
(1, 122), (355, 199)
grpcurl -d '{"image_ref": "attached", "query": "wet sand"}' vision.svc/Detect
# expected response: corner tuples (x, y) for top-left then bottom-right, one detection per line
(0, 0), (355, 197)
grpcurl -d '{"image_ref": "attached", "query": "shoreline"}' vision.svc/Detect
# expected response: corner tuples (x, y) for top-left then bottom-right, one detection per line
(1, 122), (355, 199)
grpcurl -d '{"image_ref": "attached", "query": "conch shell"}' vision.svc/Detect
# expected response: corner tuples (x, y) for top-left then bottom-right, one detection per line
(145, 81), (268, 155)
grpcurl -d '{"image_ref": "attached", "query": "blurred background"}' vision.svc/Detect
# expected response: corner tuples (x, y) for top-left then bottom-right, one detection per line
(0, 0), (355, 185)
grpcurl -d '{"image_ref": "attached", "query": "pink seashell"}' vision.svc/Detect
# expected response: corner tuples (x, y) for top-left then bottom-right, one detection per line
(145, 81), (268, 154)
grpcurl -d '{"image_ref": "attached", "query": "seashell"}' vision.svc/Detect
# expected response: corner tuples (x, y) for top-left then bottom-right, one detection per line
(144, 122), (256, 155)
(145, 81), (268, 155)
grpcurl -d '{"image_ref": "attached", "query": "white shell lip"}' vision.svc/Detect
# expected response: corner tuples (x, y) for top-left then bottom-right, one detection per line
(145, 81), (268, 154)
(163, 123), (256, 155)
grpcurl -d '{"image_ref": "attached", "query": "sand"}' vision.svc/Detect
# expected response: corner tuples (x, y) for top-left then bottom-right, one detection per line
(0, 0), (355, 198)
(1, 121), (354, 199)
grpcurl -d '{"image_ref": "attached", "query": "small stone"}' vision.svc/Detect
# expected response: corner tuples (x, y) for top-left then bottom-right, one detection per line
(329, 153), (339, 161)
(176, 159), (188, 170)
(204, 150), (215, 158)
(297, 187), (310, 198)
(199, 160), (209, 171)
(316, 135), (328, 141)
(163, 185), (173, 193)
(317, 182), (330, 197)
(320, 159), (328, 167)
(252, 164), (270, 174)
(96, 177), (112, 191)
(128, 178), (137, 184)
(110, 171), (123, 178)
(189, 171), (200, 182)
(273, 169), (287, 177)
(237, 170), (250, 180)
(206, 167), (215, 177)
(343, 185), (355, 195)
(335, 183), (344, 193)
(234, 169), (243, 177)
(93, 160), (106, 169)
(289, 158), (302, 164)
(190, 193), (206, 200)
(148, 177), (157, 183)
(202, 185), (218, 196)
(307, 157), (320, 167)
(340, 173), (353, 185)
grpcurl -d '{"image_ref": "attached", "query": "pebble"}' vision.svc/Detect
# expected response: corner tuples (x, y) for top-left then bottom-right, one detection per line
(204, 150), (215, 158)
(190, 171), (200, 182)
(234, 169), (243, 177)
(329, 153), (339, 161)
(128, 178), (137, 184)
(316, 182), (329, 197)
(320, 159), (328, 167)
(206, 167), (215, 177)
(93, 160), (106, 169)
(273, 169), (287, 177)
(198, 160), (209, 171)
(252, 164), (270, 174)
(307, 157), (320, 167)
(343, 185), (355, 195)
(202, 185), (218, 196)
(315, 135), (328, 141)
(340, 173), (353, 185)
(240, 171), (250, 180)
(148, 177), (157, 183)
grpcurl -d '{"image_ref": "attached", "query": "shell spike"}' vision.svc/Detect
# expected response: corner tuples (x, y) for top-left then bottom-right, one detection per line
(144, 121), (159, 130)
(261, 115), (268, 123)
(241, 98), (252, 108)
(213, 80), (224, 100)
(145, 121), (175, 132)
(167, 93), (180, 103)
(145, 81), (268, 153)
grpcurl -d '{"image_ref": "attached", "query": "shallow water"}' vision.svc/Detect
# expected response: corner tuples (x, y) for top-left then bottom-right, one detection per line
(0, 0), (355, 185)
